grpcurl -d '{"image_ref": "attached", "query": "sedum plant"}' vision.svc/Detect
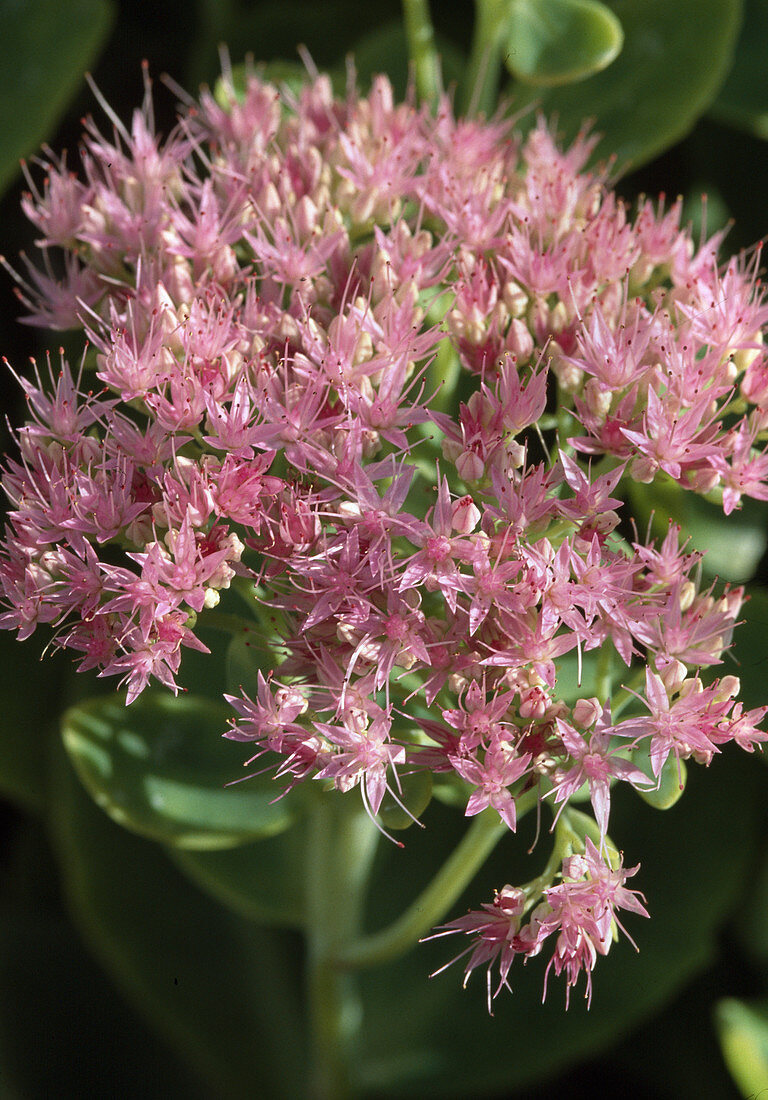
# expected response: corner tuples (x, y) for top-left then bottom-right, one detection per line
(0, 7), (766, 1094)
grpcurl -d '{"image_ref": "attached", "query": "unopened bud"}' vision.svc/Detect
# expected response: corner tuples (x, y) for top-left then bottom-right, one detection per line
(679, 581), (696, 612)
(451, 495), (481, 533)
(658, 657), (688, 694)
(503, 279), (527, 318)
(715, 674), (740, 701)
(505, 318), (534, 362)
(584, 377), (613, 421)
(456, 449), (485, 483)
(572, 697), (602, 729)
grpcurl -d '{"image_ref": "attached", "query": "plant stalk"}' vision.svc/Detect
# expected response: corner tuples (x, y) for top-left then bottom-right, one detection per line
(335, 797), (537, 971)
(305, 795), (379, 1099)
(402, 0), (442, 108)
(462, 0), (509, 117)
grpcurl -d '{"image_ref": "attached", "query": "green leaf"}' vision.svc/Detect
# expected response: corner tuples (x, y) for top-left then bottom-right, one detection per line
(225, 628), (271, 701)
(511, 0), (743, 172)
(634, 749), (687, 810)
(61, 690), (295, 850)
(505, 0), (623, 87)
(49, 740), (306, 1097)
(715, 999), (768, 1097)
(169, 825), (307, 928)
(554, 647), (603, 703)
(711, 0), (768, 138)
(0, 0), (114, 196)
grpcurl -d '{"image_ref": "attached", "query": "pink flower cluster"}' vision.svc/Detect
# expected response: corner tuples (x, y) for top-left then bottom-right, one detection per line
(432, 839), (649, 1010)
(2, 63), (767, 1003)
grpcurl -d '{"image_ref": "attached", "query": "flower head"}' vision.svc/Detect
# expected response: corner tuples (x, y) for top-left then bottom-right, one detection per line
(1, 63), (765, 1008)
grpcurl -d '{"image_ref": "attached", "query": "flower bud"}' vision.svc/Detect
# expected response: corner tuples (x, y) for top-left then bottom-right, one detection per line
(505, 318), (534, 362)
(451, 495), (481, 533)
(716, 674), (740, 701)
(678, 581), (696, 612)
(657, 657), (688, 694)
(584, 377), (613, 421)
(502, 279), (527, 318)
(456, 449), (485, 483)
(630, 453), (657, 483)
(552, 353), (583, 394)
(519, 686), (548, 719)
(572, 697), (601, 729)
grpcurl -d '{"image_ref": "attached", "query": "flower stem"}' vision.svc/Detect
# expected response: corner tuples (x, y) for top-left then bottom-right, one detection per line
(305, 795), (379, 1099)
(596, 643), (615, 706)
(401, 0), (441, 108)
(336, 797), (535, 971)
(462, 0), (509, 117)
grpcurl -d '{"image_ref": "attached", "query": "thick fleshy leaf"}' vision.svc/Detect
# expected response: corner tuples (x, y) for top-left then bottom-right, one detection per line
(715, 999), (768, 1096)
(710, 0), (768, 138)
(169, 825), (307, 928)
(49, 741), (307, 1098)
(0, 0), (114, 195)
(352, 748), (761, 1094)
(511, 0), (742, 172)
(505, 0), (623, 87)
(634, 750), (687, 810)
(61, 690), (294, 849)
(554, 647), (602, 703)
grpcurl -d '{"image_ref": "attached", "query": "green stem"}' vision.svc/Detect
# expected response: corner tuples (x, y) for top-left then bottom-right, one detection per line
(305, 796), (379, 1100)
(519, 814), (574, 899)
(595, 642), (614, 706)
(401, 0), (441, 108)
(462, 0), (509, 117)
(336, 796), (536, 971)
